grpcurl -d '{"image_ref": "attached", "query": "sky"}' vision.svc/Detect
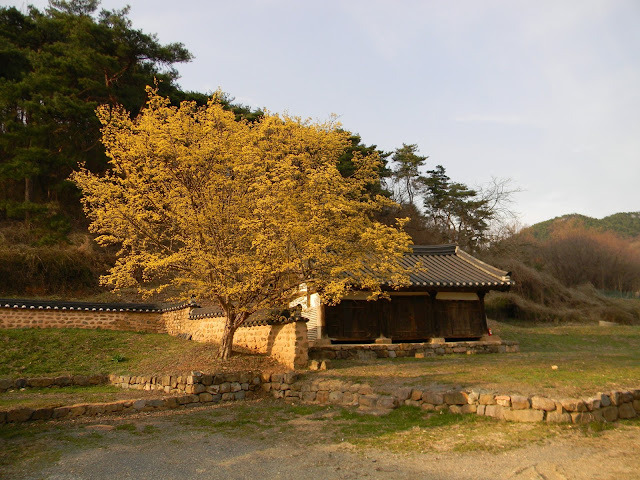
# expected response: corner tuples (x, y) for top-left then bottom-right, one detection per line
(6, 0), (640, 226)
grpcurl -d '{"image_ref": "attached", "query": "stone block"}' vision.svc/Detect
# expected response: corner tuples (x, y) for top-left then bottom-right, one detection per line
(610, 391), (623, 406)
(15, 378), (27, 388)
(495, 395), (511, 407)
(341, 392), (356, 405)
(483, 405), (505, 419)
(85, 404), (107, 415)
(132, 400), (147, 410)
(476, 405), (486, 416)
(531, 396), (556, 411)
(320, 360), (331, 370)
(450, 404), (477, 414)
(0, 378), (13, 390)
(328, 391), (343, 403)
(147, 399), (165, 409)
(283, 371), (298, 384)
(201, 374), (213, 386)
(230, 382), (242, 392)
(359, 394), (380, 408)
(72, 375), (89, 386)
(478, 393), (496, 405)
(271, 373), (284, 383)
(504, 409), (544, 423)
(560, 397), (588, 412)
(308, 360), (320, 371)
(444, 391), (467, 405)
(599, 394), (611, 407)
(510, 395), (530, 410)
(234, 391), (246, 400)
(68, 405), (87, 417)
(358, 385), (374, 395)
(601, 406), (618, 422)
(633, 400), (640, 412)
(618, 403), (636, 419)
(219, 382), (231, 393)
(547, 410), (572, 423)
(633, 389), (640, 400)
(199, 393), (214, 403)
(104, 402), (125, 412)
(28, 377), (53, 388)
(571, 411), (604, 424)
(393, 387), (412, 401)
(584, 397), (601, 411)
(410, 389), (423, 401)
(316, 391), (329, 403)
(7, 407), (34, 423)
(377, 396), (396, 409)
(88, 375), (104, 385)
(422, 391), (444, 405)
(466, 390), (479, 404)
(302, 392), (317, 402)
(622, 391), (634, 403)
(52, 406), (70, 418)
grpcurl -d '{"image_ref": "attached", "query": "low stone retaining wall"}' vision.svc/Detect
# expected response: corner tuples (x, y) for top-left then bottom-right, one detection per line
(108, 371), (262, 400)
(0, 370), (266, 424)
(263, 377), (640, 424)
(4, 369), (638, 426)
(0, 374), (108, 392)
(309, 339), (519, 360)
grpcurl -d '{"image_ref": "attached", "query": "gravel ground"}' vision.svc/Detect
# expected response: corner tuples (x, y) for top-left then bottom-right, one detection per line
(3, 400), (640, 480)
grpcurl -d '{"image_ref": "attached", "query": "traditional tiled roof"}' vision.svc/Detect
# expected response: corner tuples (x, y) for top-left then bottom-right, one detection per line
(0, 298), (194, 313)
(397, 244), (512, 290)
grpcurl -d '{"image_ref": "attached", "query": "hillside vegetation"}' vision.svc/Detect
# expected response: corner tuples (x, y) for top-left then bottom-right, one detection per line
(528, 212), (640, 239)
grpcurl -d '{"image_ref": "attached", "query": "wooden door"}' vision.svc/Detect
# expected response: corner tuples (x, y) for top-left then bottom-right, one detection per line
(387, 296), (435, 341)
(324, 300), (384, 342)
(435, 300), (485, 338)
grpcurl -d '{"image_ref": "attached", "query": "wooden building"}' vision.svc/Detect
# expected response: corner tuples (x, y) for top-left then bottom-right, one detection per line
(293, 245), (512, 344)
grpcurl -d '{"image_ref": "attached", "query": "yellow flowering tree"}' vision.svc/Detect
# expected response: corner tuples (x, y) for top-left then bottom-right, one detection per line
(72, 89), (411, 359)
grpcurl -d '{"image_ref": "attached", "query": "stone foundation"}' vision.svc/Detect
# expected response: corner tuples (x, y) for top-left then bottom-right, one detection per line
(309, 338), (519, 360)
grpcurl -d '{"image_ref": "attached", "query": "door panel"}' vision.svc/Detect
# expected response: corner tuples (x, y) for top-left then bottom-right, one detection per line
(388, 296), (435, 340)
(435, 300), (485, 338)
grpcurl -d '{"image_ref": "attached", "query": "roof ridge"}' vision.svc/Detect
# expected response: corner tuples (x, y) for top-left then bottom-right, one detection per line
(455, 249), (511, 281)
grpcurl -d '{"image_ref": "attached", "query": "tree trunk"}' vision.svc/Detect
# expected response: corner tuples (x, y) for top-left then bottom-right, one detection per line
(217, 314), (237, 360)
(24, 176), (32, 228)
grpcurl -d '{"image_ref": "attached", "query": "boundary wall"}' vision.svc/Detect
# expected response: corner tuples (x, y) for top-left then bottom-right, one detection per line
(1, 370), (638, 426)
(0, 299), (308, 370)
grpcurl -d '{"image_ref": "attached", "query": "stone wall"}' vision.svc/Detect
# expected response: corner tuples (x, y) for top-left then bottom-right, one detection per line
(0, 374), (108, 392)
(163, 312), (309, 370)
(108, 371), (261, 401)
(0, 306), (165, 333)
(263, 376), (640, 424)
(0, 303), (308, 370)
(0, 371), (262, 424)
(309, 339), (519, 360)
(3, 369), (639, 426)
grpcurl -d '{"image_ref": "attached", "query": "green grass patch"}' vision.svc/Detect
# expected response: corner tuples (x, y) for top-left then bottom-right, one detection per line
(0, 327), (279, 379)
(0, 384), (143, 409)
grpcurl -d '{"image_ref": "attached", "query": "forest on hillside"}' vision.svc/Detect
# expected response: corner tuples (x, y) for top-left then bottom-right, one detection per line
(1, 1), (639, 324)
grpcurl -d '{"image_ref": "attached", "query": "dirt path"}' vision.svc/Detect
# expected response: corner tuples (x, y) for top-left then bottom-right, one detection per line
(4, 400), (640, 480)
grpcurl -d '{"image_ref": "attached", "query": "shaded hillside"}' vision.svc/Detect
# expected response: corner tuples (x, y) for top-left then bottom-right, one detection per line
(527, 212), (640, 239)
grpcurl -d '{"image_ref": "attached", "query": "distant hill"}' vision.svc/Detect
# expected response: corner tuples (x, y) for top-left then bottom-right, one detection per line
(527, 212), (640, 239)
